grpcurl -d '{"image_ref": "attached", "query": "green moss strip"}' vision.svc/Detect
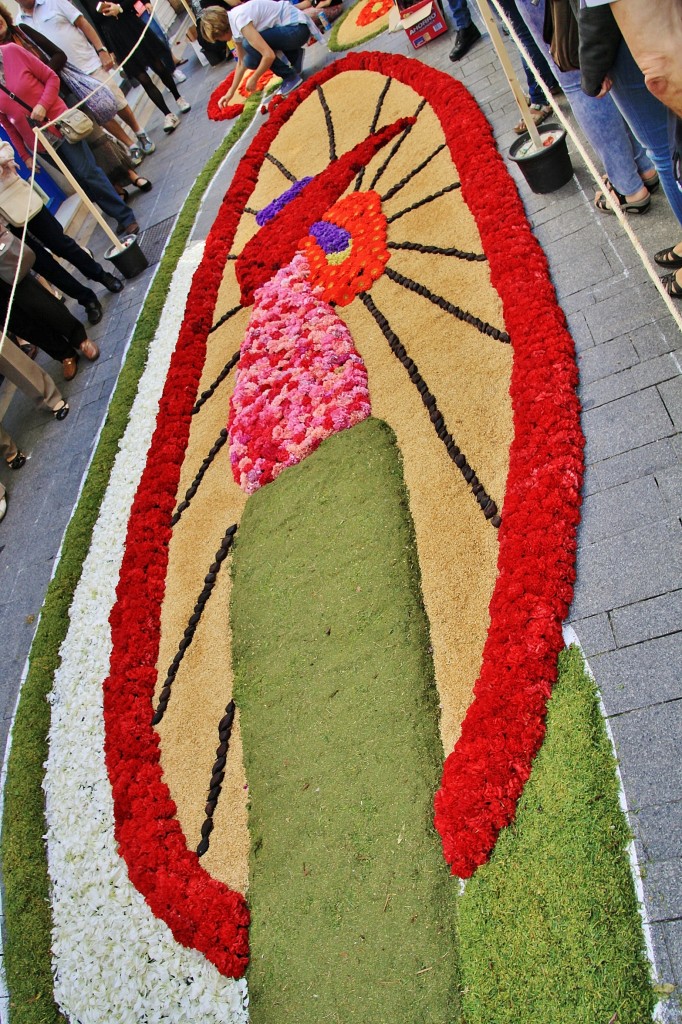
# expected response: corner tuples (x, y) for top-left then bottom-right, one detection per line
(458, 645), (655, 1024)
(1, 97), (259, 1024)
(230, 418), (461, 1024)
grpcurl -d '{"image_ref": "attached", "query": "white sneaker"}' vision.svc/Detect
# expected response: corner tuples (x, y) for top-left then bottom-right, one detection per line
(177, 96), (191, 114)
(163, 112), (180, 133)
(173, 68), (187, 84)
(0, 495), (7, 523)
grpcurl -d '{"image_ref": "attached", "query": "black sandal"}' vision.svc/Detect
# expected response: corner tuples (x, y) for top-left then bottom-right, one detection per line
(654, 245), (682, 269)
(53, 400), (70, 421)
(595, 178), (651, 214)
(661, 272), (682, 299)
(132, 177), (153, 192)
(6, 450), (26, 470)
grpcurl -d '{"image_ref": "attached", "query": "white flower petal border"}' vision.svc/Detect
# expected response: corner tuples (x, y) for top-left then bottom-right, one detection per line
(43, 241), (249, 1024)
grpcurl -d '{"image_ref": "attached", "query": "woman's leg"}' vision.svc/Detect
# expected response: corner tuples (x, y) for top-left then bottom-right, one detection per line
(131, 69), (172, 116)
(0, 424), (19, 464)
(608, 40), (682, 227)
(497, 0), (558, 105)
(146, 56), (181, 101)
(27, 208), (107, 284)
(515, 0), (653, 198)
(9, 278), (87, 360)
(0, 338), (62, 412)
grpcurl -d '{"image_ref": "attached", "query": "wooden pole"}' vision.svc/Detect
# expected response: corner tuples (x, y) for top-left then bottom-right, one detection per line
(473, 0), (544, 151)
(35, 128), (124, 250)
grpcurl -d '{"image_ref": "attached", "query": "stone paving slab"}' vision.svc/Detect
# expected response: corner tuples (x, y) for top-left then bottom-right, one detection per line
(0, 13), (680, 1020)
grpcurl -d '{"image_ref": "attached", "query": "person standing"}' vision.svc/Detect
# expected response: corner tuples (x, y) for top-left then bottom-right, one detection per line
(86, 0), (191, 134)
(13, 0), (155, 163)
(447, 0), (481, 62)
(0, 334), (69, 522)
(0, 38), (139, 234)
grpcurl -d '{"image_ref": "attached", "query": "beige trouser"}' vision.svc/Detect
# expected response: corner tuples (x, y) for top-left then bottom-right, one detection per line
(0, 335), (62, 413)
(0, 335), (64, 489)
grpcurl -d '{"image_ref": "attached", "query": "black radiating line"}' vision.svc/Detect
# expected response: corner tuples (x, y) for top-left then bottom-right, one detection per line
(226, 253), (238, 260)
(368, 98), (427, 192)
(386, 182), (461, 224)
(379, 144), (446, 203)
(244, 207), (258, 216)
(192, 350), (241, 415)
(358, 291), (501, 527)
(171, 428), (229, 526)
(152, 524), (238, 726)
(208, 303), (244, 336)
(355, 76), (392, 192)
(317, 84), (336, 163)
(197, 700), (236, 857)
(384, 266), (509, 342)
(265, 151), (297, 182)
(388, 240), (486, 261)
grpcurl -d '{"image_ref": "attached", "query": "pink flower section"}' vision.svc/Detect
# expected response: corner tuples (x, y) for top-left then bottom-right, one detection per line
(228, 252), (371, 493)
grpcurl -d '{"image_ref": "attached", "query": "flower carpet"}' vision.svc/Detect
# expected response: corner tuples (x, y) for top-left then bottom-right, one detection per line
(2, 50), (655, 1024)
(329, 0), (392, 50)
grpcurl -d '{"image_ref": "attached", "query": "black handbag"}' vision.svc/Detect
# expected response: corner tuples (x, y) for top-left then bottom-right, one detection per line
(543, 0), (579, 73)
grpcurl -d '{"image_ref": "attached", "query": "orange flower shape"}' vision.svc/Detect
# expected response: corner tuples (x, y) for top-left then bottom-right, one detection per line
(298, 191), (390, 306)
(356, 0), (393, 26)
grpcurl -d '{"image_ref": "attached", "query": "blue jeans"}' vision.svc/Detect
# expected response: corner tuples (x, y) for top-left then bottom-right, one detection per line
(52, 139), (136, 231)
(608, 41), (682, 227)
(515, 0), (654, 198)
(497, 0), (557, 107)
(242, 23), (311, 79)
(446, 0), (472, 30)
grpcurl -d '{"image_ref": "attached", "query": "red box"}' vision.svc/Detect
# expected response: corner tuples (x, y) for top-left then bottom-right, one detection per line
(396, 0), (447, 49)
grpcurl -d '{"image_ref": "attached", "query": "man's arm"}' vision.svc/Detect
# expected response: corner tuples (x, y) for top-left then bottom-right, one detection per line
(74, 12), (115, 69)
(611, 0), (682, 117)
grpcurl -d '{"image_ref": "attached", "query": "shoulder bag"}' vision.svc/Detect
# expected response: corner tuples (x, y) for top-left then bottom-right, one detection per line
(0, 224), (35, 283)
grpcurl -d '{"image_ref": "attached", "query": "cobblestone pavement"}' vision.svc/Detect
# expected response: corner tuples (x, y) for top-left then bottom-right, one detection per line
(0, 12), (680, 1019)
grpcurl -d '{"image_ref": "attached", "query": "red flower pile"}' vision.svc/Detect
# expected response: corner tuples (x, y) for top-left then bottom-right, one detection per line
(355, 0), (393, 26)
(207, 68), (278, 121)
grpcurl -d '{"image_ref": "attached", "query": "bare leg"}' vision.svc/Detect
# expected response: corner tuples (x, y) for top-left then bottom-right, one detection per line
(104, 117), (136, 149)
(117, 104), (142, 135)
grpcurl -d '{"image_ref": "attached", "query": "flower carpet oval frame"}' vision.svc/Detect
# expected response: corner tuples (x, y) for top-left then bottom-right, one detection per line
(104, 49), (583, 976)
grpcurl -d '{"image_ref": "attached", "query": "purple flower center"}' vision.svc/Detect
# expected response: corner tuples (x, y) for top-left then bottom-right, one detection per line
(310, 220), (352, 255)
(256, 177), (313, 227)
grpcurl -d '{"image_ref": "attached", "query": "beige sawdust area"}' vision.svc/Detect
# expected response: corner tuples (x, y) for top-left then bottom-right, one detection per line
(154, 69), (512, 890)
(335, 0), (390, 48)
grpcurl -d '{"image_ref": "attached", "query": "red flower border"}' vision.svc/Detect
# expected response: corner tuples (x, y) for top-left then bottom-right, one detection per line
(104, 50), (583, 976)
(207, 68), (277, 121)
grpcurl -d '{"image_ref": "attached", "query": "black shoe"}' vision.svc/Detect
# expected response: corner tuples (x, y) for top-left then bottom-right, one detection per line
(100, 271), (124, 293)
(449, 21), (481, 61)
(84, 299), (103, 325)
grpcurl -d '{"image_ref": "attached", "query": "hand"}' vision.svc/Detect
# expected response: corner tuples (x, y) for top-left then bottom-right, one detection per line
(30, 104), (47, 122)
(99, 49), (115, 70)
(24, 156), (35, 171)
(218, 87), (237, 108)
(244, 70), (261, 94)
(596, 74), (613, 98)
(100, 2), (122, 16)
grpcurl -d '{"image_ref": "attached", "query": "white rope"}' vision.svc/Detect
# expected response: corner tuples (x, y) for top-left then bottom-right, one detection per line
(475, 0), (682, 334)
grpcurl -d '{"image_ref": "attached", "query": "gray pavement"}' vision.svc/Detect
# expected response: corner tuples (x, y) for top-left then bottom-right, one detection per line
(0, 11), (681, 1020)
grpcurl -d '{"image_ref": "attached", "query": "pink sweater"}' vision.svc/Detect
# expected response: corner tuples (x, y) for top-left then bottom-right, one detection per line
(0, 42), (66, 162)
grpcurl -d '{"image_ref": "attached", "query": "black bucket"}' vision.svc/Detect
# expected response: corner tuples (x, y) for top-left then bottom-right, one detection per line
(105, 235), (149, 279)
(509, 123), (573, 194)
